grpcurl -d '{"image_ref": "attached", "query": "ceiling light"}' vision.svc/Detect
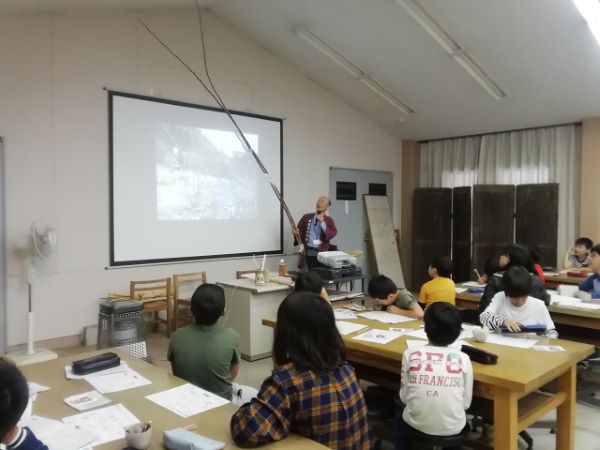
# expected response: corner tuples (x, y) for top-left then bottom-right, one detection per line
(572, 0), (600, 46)
(395, 0), (507, 99)
(296, 28), (413, 115)
(359, 77), (413, 115)
(296, 29), (362, 78)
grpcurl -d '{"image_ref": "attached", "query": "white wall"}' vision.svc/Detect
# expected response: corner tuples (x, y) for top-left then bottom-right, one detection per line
(0, 9), (402, 345)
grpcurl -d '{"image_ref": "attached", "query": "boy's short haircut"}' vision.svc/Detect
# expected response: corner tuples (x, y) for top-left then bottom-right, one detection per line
(575, 237), (594, 250)
(294, 271), (324, 295)
(368, 275), (397, 300)
(0, 358), (29, 440)
(591, 244), (600, 256)
(484, 257), (501, 277)
(431, 256), (453, 278)
(502, 243), (533, 271)
(424, 303), (462, 346)
(191, 284), (226, 326)
(503, 266), (532, 298)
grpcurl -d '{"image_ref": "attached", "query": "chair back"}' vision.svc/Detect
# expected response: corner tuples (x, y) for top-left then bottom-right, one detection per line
(129, 278), (171, 302)
(173, 272), (207, 301)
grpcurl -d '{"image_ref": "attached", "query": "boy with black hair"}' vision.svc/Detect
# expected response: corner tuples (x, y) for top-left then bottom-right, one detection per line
(563, 237), (593, 270)
(395, 303), (473, 449)
(419, 256), (456, 307)
(168, 284), (254, 402)
(480, 267), (557, 338)
(0, 358), (48, 450)
(368, 275), (424, 319)
(294, 270), (330, 302)
(577, 244), (600, 300)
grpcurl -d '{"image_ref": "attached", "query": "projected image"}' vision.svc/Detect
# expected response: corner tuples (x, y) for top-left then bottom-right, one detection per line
(156, 124), (259, 220)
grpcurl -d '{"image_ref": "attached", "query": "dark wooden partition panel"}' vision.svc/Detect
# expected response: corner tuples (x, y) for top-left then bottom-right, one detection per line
(452, 187), (472, 283)
(516, 183), (559, 267)
(472, 185), (515, 276)
(413, 188), (452, 290)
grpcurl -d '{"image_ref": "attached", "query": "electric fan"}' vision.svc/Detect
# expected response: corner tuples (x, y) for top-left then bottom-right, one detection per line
(6, 220), (59, 365)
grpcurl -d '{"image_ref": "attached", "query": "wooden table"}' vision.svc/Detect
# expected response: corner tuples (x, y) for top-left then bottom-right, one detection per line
(263, 316), (594, 450)
(545, 273), (589, 289)
(20, 350), (325, 450)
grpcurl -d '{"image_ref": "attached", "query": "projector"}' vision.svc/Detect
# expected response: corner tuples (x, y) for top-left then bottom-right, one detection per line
(317, 251), (358, 269)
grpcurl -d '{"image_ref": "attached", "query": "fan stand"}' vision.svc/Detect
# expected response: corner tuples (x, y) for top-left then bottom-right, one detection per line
(5, 282), (57, 366)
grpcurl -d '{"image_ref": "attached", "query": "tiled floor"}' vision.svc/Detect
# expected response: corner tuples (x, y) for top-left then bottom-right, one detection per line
(59, 334), (600, 450)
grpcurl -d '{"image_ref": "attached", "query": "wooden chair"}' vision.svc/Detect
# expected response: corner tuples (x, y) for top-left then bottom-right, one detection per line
(129, 278), (172, 338)
(173, 272), (207, 330)
(236, 270), (257, 279)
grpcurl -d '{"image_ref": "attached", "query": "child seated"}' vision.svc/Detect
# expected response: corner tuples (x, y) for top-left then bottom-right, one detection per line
(294, 270), (330, 302)
(231, 291), (371, 449)
(577, 244), (600, 300)
(419, 256), (456, 307)
(368, 275), (424, 319)
(0, 358), (48, 450)
(480, 267), (558, 338)
(476, 257), (500, 285)
(395, 303), (473, 450)
(478, 243), (549, 313)
(563, 237), (593, 270)
(168, 284), (255, 404)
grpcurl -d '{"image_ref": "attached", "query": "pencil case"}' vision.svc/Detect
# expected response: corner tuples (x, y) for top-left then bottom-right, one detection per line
(71, 352), (120, 375)
(467, 288), (484, 294)
(461, 345), (498, 365)
(164, 428), (226, 450)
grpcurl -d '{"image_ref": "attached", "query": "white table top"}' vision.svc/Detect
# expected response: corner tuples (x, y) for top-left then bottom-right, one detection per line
(217, 277), (292, 294)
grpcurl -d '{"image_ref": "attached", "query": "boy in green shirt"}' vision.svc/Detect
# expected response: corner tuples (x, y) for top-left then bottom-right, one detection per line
(168, 284), (255, 403)
(368, 275), (424, 319)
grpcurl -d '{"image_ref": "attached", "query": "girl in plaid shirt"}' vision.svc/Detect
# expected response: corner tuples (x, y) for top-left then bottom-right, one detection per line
(230, 291), (371, 449)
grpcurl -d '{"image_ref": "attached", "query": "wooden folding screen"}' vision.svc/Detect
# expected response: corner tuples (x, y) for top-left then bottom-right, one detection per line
(412, 188), (452, 290)
(452, 187), (472, 283)
(516, 184), (559, 267)
(472, 185), (515, 277)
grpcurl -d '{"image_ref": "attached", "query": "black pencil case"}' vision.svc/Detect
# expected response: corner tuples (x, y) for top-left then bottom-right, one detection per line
(461, 345), (498, 365)
(72, 352), (121, 375)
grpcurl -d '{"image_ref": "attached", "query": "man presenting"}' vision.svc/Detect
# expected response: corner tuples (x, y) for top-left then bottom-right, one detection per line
(294, 196), (337, 269)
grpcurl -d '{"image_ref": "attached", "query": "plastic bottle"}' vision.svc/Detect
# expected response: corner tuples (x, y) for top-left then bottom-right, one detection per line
(278, 259), (286, 276)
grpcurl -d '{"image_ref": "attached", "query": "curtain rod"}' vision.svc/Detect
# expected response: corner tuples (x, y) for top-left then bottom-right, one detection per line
(418, 121), (581, 144)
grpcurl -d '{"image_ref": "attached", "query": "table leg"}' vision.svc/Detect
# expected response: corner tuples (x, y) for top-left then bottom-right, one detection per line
(556, 365), (576, 450)
(494, 386), (518, 450)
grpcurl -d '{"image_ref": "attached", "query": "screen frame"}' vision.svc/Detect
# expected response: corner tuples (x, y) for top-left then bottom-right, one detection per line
(108, 90), (284, 267)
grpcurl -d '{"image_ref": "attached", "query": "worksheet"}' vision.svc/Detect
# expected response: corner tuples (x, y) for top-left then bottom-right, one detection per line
(84, 367), (151, 394)
(64, 390), (112, 411)
(352, 329), (404, 344)
(333, 309), (358, 320)
(483, 333), (538, 349)
(146, 383), (230, 418)
(357, 310), (416, 324)
(335, 321), (367, 336)
(62, 404), (139, 446)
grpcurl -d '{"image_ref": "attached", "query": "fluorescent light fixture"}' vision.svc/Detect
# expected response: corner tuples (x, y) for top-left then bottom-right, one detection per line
(296, 28), (413, 115)
(395, 0), (507, 99)
(296, 29), (362, 78)
(572, 0), (600, 46)
(359, 77), (413, 115)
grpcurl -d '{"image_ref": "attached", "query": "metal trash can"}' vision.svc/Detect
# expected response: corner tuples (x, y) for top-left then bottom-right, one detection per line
(97, 300), (147, 359)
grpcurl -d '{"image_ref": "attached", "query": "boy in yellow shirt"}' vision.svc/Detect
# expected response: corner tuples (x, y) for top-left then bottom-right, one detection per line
(419, 256), (455, 307)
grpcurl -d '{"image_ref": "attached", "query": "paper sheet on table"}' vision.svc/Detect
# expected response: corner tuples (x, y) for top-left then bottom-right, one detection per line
(333, 309), (358, 320)
(405, 328), (428, 340)
(84, 367), (151, 394)
(65, 362), (129, 380)
(532, 345), (566, 352)
(483, 333), (538, 348)
(62, 404), (140, 446)
(550, 294), (580, 305)
(455, 287), (468, 293)
(65, 390), (112, 411)
(146, 383), (230, 418)
(352, 329), (404, 344)
(329, 292), (364, 302)
(461, 281), (486, 288)
(554, 300), (600, 310)
(357, 311), (416, 324)
(28, 382), (50, 396)
(19, 415), (97, 450)
(335, 321), (367, 335)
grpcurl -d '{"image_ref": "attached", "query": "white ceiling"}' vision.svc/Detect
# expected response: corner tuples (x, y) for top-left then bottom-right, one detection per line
(2, 0), (600, 140)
